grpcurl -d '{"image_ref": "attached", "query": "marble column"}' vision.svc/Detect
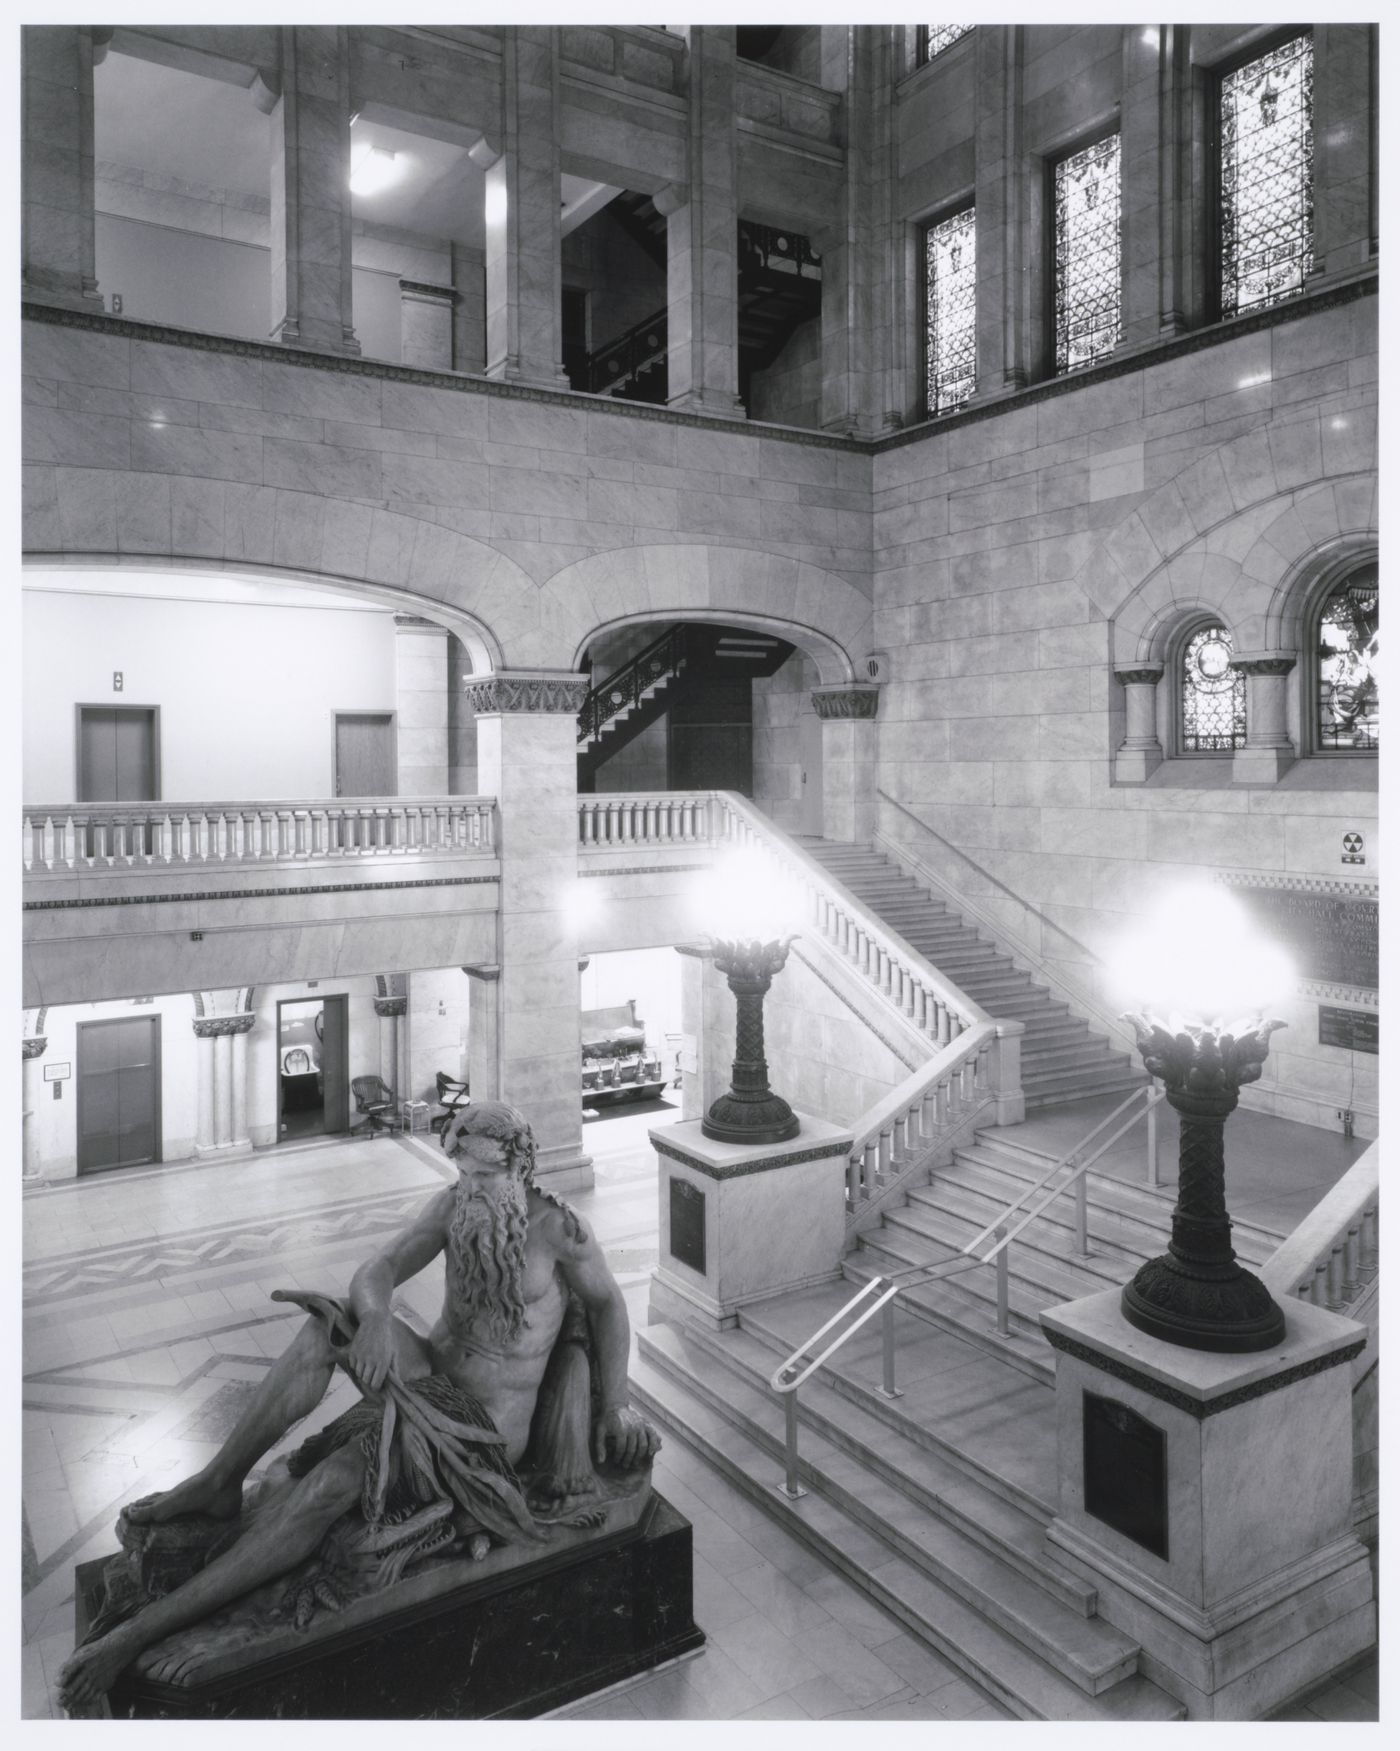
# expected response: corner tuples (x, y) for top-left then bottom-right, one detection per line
(1308, 25), (1377, 288)
(374, 994), (407, 1101)
(399, 281), (458, 372)
(23, 1022), (48, 1181)
(193, 1012), (256, 1153)
(394, 615), (450, 795)
(1113, 666), (1165, 783)
(1231, 655), (1297, 785)
(475, 28), (569, 390)
(973, 25), (1038, 395)
(464, 671), (591, 1188)
(1153, 25), (1204, 336)
(22, 25), (104, 312)
(811, 684), (880, 844)
(268, 26), (359, 354)
(662, 26), (745, 418)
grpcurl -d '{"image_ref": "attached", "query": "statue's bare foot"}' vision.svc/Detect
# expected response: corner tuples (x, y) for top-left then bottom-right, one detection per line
(124, 1473), (244, 1525)
(59, 1623), (143, 1716)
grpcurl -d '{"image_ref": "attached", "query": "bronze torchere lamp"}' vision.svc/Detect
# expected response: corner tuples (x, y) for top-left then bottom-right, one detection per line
(701, 935), (800, 1145)
(1120, 1013), (1288, 1352)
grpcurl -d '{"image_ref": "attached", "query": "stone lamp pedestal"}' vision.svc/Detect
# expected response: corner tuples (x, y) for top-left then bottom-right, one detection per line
(1041, 1289), (1374, 1720)
(648, 1114), (852, 1331)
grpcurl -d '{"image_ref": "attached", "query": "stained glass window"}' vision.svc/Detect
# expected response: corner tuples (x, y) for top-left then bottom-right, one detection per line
(1220, 35), (1313, 318)
(1054, 134), (1121, 373)
(925, 207), (976, 415)
(1317, 566), (1379, 751)
(1181, 625), (1246, 752)
(922, 27), (973, 63)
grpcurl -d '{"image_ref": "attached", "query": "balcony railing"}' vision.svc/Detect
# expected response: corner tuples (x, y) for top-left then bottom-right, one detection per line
(22, 797), (496, 873)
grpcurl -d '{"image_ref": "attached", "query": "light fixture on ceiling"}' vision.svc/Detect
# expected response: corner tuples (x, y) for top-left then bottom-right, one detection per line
(350, 143), (400, 197)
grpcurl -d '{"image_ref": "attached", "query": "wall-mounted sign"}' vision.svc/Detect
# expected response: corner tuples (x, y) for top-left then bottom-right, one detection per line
(43, 1061), (72, 1082)
(1318, 1007), (1379, 1055)
(1342, 831), (1365, 866)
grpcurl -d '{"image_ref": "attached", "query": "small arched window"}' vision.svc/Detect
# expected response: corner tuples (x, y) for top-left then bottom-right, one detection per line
(1315, 563), (1378, 752)
(1179, 622), (1246, 752)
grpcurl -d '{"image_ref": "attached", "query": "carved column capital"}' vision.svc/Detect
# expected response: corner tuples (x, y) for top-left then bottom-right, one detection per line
(811, 684), (881, 721)
(23, 1036), (48, 1060)
(373, 996), (408, 1018)
(461, 963), (502, 981)
(193, 1014), (256, 1039)
(1115, 666), (1165, 686)
(462, 673), (591, 715)
(1230, 655), (1297, 678)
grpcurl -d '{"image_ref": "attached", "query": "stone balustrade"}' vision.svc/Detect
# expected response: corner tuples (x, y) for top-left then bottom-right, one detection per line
(577, 792), (717, 848)
(1262, 1140), (1379, 1315)
(22, 797), (496, 873)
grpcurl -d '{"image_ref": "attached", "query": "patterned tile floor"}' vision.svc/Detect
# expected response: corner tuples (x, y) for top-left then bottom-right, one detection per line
(20, 1100), (1376, 1724)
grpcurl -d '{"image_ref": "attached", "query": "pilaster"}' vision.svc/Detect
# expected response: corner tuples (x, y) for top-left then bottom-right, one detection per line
(465, 671), (591, 1188)
(973, 26), (1037, 396)
(398, 281), (458, 372)
(1231, 655), (1297, 785)
(22, 25), (104, 313)
(1114, 666), (1166, 784)
(664, 26), (745, 418)
(268, 26), (360, 355)
(1307, 25), (1377, 289)
(193, 1001), (256, 1154)
(394, 615), (450, 795)
(478, 28), (569, 391)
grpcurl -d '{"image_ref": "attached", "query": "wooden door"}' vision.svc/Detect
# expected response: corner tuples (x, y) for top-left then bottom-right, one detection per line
(334, 713), (396, 798)
(319, 995), (350, 1135)
(77, 1016), (161, 1173)
(800, 709), (824, 836)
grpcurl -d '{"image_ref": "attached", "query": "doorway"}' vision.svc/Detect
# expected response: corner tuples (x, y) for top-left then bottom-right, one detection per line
(77, 705), (159, 854)
(277, 995), (350, 1142)
(334, 712), (397, 798)
(800, 708), (824, 836)
(76, 1015), (162, 1174)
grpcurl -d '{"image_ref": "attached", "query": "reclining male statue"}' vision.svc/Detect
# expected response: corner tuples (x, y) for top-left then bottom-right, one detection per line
(59, 1100), (661, 1715)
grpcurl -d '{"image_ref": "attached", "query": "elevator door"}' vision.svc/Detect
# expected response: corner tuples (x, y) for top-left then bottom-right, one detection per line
(334, 713), (396, 798)
(78, 706), (158, 802)
(77, 1016), (162, 1174)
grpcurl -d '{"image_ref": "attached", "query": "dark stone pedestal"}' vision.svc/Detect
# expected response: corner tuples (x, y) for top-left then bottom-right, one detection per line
(76, 1494), (702, 1720)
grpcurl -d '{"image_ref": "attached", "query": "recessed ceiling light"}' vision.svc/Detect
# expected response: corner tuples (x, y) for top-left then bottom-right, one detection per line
(350, 144), (400, 197)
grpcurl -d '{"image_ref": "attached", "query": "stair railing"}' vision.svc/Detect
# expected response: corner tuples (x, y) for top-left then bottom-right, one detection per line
(578, 625), (689, 749)
(585, 307), (668, 394)
(713, 793), (991, 1048)
(766, 1081), (1166, 1499)
(1261, 1140), (1379, 1315)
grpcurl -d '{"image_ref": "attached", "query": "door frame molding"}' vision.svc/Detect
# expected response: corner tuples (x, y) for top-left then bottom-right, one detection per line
(331, 709), (398, 798)
(74, 703), (162, 801)
(75, 1012), (163, 1175)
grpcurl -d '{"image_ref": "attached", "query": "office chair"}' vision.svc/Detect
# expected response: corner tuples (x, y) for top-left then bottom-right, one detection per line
(350, 1075), (398, 1138)
(430, 1071), (470, 1135)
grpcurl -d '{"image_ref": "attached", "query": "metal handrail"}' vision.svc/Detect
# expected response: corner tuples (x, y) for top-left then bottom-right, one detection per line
(765, 1083), (1165, 1498)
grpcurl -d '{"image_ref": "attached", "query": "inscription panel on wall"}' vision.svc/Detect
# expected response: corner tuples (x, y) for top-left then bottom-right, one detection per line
(1224, 879), (1378, 991)
(1082, 1392), (1168, 1559)
(669, 1176), (706, 1274)
(1318, 1006), (1379, 1055)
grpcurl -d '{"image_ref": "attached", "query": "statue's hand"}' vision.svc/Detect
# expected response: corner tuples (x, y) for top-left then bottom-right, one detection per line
(347, 1314), (397, 1392)
(593, 1403), (660, 1470)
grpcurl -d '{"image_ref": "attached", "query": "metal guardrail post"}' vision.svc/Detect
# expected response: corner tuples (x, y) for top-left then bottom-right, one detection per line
(995, 1226), (1010, 1335)
(779, 1389), (807, 1499)
(879, 1296), (903, 1399)
(1147, 1099), (1159, 1189)
(1075, 1162), (1089, 1256)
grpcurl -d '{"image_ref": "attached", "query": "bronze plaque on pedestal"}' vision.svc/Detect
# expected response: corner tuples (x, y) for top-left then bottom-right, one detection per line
(669, 1177), (705, 1274)
(1083, 1391), (1168, 1559)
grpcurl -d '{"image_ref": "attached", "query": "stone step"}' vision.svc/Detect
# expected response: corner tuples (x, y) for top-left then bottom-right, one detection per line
(1020, 1038), (1117, 1072)
(631, 1343), (1182, 1718)
(1025, 1065), (1147, 1103)
(640, 1318), (1097, 1616)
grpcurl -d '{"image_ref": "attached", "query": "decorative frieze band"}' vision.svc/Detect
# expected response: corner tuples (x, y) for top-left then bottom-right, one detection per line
(373, 996), (409, 1018)
(811, 686), (880, 721)
(462, 675), (591, 716)
(192, 1014), (256, 1038)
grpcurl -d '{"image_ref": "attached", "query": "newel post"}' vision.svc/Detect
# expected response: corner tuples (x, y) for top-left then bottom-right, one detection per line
(989, 1020), (1025, 1125)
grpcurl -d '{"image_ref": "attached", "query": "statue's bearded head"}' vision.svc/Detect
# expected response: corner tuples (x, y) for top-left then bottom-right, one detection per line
(441, 1103), (535, 1345)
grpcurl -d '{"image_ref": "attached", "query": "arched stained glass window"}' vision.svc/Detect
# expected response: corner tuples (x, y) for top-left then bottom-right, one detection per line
(1054, 133), (1122, 373)
(1181, 624), (1246, 752)
(1317, 565), (1378, 751)
(920, 27), (972, 64)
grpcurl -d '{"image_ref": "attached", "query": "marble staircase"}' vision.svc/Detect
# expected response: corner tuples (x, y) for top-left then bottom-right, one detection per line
(798, 840), (1144, 1110)
(633, 1285), (1186, 1720)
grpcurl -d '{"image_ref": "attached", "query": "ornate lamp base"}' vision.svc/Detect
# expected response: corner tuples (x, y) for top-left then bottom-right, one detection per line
(701, 1088), (799, 1146)
(702, 937), (800, 1147)
(1120, 1258), (1285, 1353)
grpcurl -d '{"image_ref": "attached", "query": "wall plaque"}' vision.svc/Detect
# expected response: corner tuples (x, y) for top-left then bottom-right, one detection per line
(1318, 1006), (1379, 1055)
(1227, 882), (1378, 991)
(669, 1176), (706, 1274)
(1083, 1392), (1168, 1559)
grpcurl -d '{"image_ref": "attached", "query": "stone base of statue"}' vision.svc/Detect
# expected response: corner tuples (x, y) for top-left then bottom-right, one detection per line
(75, 1472), (701, 1720)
